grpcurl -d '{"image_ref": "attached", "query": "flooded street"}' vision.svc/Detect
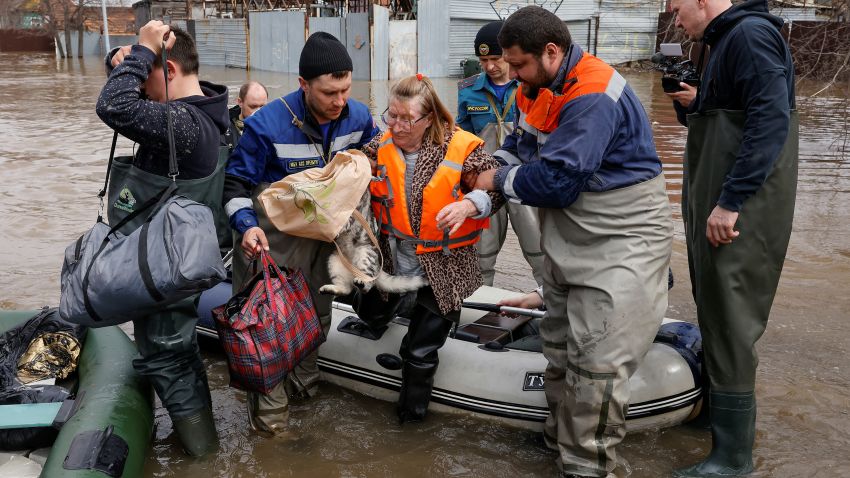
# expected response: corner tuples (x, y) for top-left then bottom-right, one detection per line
(0, 52), (848, 477)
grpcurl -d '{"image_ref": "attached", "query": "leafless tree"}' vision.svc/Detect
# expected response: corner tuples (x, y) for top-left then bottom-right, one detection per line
(61, 0), (71, 56)
(40, 0), (66, 57)
(71, 0), (95, 58)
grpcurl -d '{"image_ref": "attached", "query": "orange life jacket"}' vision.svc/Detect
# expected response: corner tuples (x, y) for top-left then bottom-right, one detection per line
(516, 52), (622, 134)
(370, 129), (489, 255)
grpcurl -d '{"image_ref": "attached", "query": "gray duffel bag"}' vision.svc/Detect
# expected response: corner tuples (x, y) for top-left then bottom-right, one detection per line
(59, 182), (227, 327)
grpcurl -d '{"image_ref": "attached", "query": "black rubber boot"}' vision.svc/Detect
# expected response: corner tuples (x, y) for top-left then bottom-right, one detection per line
(397, 361), (438, 424)
(172, 407), (219, 457)
(396, 300), (454, 424)
(673, 391), (756, 477)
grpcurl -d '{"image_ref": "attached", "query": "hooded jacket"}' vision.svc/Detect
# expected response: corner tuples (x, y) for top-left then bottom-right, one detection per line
(674, 0), (795, 212)
(97, 45), (230, 180)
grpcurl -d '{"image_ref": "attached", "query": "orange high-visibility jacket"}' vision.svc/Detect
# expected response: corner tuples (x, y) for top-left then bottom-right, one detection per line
(370, 129), (489, 255)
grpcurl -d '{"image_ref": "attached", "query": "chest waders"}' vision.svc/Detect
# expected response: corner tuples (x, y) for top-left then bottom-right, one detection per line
(230, 98), (343, 432)
(537, 174), (673, 477)
(101, 43), (227, 456)
(230, 181), (337, 435)
(478, 89), (516, 156)
(475, 89), (546, 286)
(105, 148), (227, 456)
(675, 110), (798, 478)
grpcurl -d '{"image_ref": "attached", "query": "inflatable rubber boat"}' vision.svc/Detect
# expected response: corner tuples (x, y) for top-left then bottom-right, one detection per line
(0, 309), (153, 478)
(198, 282), (703, 433)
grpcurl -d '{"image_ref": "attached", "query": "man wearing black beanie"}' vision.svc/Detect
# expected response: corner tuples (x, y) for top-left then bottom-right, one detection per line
(456, 21), (546, 289)
(223, 31), (380, 437)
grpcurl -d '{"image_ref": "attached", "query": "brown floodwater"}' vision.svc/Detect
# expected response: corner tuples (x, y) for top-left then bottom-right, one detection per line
(0, 52), (848, 477)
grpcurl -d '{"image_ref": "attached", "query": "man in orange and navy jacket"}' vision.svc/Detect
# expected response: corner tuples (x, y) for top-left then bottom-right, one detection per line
(475, 6), (673, 478)
(489, 34), (660, 208)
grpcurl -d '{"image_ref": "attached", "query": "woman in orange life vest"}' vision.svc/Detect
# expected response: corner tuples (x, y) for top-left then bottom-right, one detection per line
(355, 74), (505, 424)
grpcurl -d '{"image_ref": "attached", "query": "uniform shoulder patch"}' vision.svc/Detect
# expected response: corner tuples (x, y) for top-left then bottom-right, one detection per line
(457, 75), (479, 91)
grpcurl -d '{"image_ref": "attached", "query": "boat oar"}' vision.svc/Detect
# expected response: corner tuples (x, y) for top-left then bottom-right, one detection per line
(462, 301), (546, 319)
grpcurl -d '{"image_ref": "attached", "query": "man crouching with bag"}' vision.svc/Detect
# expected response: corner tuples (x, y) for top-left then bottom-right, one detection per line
(95, 20), (230, 456)
(223, 32), (380, 436)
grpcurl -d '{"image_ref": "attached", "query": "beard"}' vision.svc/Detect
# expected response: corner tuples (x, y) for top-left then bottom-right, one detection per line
(519, 61), (555, 100)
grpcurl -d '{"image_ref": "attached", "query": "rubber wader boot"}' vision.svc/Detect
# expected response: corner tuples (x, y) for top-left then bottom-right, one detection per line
(673, 392), (756, 477)
(396, 304), (454, 424)
(397, 360), (437, 424)
(172, 407), (219, 457)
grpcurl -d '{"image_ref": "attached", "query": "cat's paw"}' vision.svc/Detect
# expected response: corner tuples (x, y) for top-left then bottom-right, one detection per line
(353, 277), (374, 292)
(319, 284), (346, 295)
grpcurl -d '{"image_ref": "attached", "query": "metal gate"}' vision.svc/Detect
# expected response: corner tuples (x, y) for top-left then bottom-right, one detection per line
(249, 11), (305, 73)
(194, 18), (248, 69)
(308, 13), (370, 81)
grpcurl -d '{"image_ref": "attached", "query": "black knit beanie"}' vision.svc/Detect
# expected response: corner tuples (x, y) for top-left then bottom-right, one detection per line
(299, 32), (353, 80)
(475, 21), (504, 57)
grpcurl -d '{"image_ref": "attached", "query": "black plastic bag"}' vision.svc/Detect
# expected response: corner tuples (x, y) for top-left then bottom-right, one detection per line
(0, 385), (70, 450)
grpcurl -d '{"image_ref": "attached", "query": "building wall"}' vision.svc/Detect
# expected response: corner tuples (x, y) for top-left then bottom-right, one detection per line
(48, 3), (135, 34)
(0, 28), (53, 52)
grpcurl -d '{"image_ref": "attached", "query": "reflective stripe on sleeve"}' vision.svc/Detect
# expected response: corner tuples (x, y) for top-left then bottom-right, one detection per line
(225, 197), (253, 218)
(330, 131), (364, 151)
(494, 149), (522, 166)
(502, 166), (520, 201)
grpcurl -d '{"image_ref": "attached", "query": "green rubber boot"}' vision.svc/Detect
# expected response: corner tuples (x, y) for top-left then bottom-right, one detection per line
(172, 407), (219, 457)
(673, 391), (756, 477)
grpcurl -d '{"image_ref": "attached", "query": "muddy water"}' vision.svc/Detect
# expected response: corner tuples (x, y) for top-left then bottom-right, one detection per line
(0, 52), (848, 477)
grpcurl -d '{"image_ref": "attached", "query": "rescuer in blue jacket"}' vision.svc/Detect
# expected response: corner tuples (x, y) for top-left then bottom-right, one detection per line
(222, 32), (380, 437)
(456, 20), (545, 287)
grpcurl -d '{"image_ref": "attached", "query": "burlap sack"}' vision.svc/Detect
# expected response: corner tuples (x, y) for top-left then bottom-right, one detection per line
(258, 149), (372, 242)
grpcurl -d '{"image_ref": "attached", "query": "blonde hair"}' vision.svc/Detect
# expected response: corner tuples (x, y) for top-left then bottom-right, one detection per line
(389, 75), (455, 146)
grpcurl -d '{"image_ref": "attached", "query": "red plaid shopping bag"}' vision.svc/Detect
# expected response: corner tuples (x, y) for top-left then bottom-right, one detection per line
(212, 250), (325, 394)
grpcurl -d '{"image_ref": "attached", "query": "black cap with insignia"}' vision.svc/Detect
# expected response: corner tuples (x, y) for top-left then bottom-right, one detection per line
(475, 21), (503, 57)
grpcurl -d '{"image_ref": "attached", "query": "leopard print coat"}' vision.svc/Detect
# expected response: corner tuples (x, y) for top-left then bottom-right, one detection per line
(364, 126), (505, 316)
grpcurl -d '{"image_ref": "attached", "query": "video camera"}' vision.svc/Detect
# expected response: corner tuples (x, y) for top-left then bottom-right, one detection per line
(652, 43), (700, 93)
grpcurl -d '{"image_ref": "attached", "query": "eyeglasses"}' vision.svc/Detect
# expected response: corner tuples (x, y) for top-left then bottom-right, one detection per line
(381, 108), (428, 131)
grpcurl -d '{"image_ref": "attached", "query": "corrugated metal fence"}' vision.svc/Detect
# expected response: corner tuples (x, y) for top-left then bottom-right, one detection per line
(420, 0), (663, 77)
(185, 1), (666, 78)
(244, 11), (370, 77)
(597, 0), (662, 65)
(249, 11), (305, 73)
(194, 18), (248, 69)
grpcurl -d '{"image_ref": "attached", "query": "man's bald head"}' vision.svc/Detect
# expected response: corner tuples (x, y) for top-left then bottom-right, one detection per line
(669, 0), (733, 41)
(237, 81), (269, 119)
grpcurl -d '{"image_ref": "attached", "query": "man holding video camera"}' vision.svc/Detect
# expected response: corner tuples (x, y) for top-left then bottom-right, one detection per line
(666, 0), (798, 476)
